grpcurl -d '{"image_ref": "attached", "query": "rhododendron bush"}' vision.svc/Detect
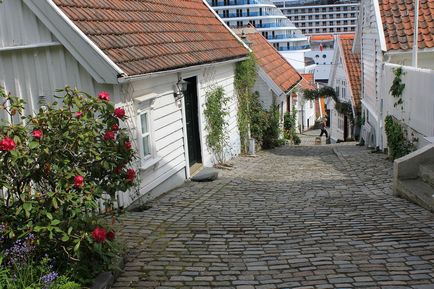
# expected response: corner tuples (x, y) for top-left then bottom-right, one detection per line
(0, 86), (136, 283)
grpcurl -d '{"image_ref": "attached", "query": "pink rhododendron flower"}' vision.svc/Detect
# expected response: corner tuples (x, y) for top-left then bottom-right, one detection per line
(114, 108), (125, 119)
(103, 131), (115, 141)
(111, 124), (119, 131)
(92, 227), (107, 243)
(98, 91), (110, 101)
(124, 141), (132, 150)
(126, 169), (136, 182)
(74, 175), (84, 188)
(32, 130), (43, 139)
(0, 137), (16, 151)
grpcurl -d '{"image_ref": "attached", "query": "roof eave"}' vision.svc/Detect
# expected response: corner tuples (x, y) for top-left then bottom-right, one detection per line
(373, 0), (388, 52)
(118, 56), (248, 84)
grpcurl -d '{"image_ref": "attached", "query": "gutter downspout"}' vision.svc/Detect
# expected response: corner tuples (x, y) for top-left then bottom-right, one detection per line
(412, 0), (419, 68)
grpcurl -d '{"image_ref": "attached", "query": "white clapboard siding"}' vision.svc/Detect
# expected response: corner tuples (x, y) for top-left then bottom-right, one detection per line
(199, 63), (240, 167)
(361, 0), (383, 113)
(0, 0), (55, 48)
(0, 0), (243, 207)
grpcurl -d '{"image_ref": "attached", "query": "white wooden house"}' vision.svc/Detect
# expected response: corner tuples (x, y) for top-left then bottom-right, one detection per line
(233, 28), (301, 120)
(234, 28), (318, 131)
(355, 0), (434, 149)
(0, 0), (249, 207)
(328, 34), (361, 143)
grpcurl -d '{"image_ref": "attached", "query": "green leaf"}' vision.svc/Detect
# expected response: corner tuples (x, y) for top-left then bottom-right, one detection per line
(51, 219), (61, 226)
(52, 197), (58, 209)
(34, 226), (43, 232)
(61, 235), (70, 242)
(23, 202), (32, 212)
(74, 241), (81, 252)
(29, 141), (39, 149)
(46, 212), (53, 220)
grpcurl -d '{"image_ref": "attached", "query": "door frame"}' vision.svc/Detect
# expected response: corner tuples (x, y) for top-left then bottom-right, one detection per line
(180, 73), (204, 178)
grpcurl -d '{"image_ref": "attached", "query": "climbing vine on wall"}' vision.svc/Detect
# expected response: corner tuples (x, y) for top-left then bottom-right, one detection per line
(389, 67), (405, 109)
(384, 115), (416, 160)
(234, 53), (257, 154)
(204, 86), (229, 165)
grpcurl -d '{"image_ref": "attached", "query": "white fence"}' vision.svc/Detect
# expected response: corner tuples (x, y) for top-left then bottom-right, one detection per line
(382, 63), (434, 144)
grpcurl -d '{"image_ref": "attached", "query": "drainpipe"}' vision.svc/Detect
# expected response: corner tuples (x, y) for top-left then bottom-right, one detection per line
(412, 0), (419, 68)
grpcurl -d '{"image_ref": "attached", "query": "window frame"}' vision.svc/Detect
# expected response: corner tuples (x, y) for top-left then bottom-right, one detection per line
(138, 109), (152, 163)
(134, 94), (160, 170)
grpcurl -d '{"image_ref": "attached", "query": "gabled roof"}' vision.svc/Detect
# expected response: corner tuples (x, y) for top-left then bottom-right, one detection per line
(379, 0), (434, 51)
(299, 74), (316, 91)
(338, 34), (361, 114)
(50, 0), (248, 77)
(301, 73), (314, 84)
(235, 28), (301, 93)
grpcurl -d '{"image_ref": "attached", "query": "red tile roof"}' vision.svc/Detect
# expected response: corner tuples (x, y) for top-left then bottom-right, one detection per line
(52, 0), (248, 76)
(298, 77), (316, 91)
(379, 0), (434, 51)
(235, 29), (301, 93)
(310, 34), (334, 41)
(339, 34), (361, 114)
(301, 73), (314, 84)
(298, 73), (316, 91)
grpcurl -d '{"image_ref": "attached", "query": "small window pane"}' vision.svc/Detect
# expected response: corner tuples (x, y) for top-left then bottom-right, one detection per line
(142, 135), (150, 156)
(140, 113), (148, 134)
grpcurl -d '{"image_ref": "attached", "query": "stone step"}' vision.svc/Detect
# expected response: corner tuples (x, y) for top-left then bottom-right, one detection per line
(191, 167), (218, 182)
(396, 179), (434, 212)
(419, 164), (434, 188)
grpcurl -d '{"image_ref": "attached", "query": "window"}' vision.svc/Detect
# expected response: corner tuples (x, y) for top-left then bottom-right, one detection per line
(139, 111), (151, 160)
(135, 93), (159, 169)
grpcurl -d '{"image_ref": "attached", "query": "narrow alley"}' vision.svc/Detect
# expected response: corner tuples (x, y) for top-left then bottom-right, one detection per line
(113, 143), (434, 289)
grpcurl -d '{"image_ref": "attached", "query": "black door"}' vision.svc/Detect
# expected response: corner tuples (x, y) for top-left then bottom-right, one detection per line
(344, 115), (348, 141)
(184, 77), (202, 166)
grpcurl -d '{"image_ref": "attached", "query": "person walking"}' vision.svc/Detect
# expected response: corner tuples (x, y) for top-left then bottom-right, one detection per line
(319, 119), (328, 138)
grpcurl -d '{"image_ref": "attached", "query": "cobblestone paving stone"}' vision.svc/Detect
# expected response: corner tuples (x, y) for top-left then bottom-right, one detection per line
(112, 143), (434, 289)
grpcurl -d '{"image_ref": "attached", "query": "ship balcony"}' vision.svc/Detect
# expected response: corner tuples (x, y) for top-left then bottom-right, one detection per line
(266, 34), (307, 41)
(209, 0), (275, 7)
(278, 45), (311, 51)
(218, 11), (283, 18)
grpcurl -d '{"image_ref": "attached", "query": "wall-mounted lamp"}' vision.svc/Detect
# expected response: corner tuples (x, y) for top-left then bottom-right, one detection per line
(174, 77), (188, 101)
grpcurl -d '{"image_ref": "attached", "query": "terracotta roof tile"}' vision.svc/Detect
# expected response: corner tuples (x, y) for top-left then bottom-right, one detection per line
(299, 73), (316, 91)
(301, 73), (314, 83)
(235, 29), (301, 93)
(339, 34), (361, 115)
(298, 77), (316, 91)
(379, 0), (434, 51)
(310, 34), (334, 41)
(52, 0), (248, 76)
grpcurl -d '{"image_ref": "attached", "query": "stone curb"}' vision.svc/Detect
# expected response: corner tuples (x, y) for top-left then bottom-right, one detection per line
(90, 256), (125, 289)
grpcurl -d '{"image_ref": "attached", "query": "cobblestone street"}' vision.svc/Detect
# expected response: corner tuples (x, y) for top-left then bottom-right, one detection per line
(113, 143), (434, 289)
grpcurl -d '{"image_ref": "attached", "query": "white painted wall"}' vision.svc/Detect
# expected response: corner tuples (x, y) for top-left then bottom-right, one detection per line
(0, 0), (112, 119)
(359, 0), (384, 148)
(382, 63), (434, 149)
(198, 64), (241, 167)
(0, 0), (243, 208)
(253, 74), (274, 109)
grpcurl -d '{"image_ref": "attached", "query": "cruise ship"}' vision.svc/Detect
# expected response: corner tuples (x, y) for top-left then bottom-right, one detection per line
(272, 0), (360, 36)
(207, 0), (311, 71)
